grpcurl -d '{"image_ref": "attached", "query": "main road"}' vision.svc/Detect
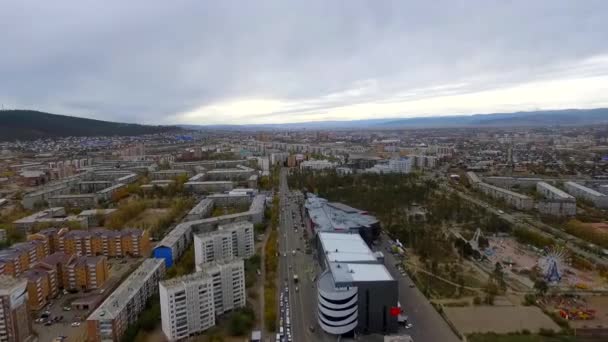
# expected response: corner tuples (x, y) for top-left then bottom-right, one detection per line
(278, 168), (321, 342)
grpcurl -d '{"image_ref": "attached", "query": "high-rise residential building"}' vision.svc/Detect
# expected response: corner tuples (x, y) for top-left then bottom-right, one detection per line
(0, 276), (34, 342)
(159, 273), (215, 341)
(159, 259), (246, 341)
(194, 221), (254, 266)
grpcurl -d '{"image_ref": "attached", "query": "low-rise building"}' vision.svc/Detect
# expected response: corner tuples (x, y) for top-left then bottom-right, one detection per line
(14, 207), (87, 233)
(87, 259), (166, 342)
(184, 198), (214, 222)
(23, 266), (58, 311)
(564, 181), (608, 208)
(39, 252), (75, 289)
(184, 181), (234, 194)
(48, 193), (99, 209)
(66, 255), (109, 291)
(150, 169), (191, 180)
(63, 228), (150, 258)
(300, 159), (338, 170)
(536, 182), (576, 217)
(473, 182), (534, 210)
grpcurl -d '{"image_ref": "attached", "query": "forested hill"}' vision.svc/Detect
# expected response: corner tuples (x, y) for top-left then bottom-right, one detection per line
(0, 110), (176, 141)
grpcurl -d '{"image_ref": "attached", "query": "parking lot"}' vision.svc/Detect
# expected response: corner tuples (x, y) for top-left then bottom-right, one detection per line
(33, 257), (142, 342)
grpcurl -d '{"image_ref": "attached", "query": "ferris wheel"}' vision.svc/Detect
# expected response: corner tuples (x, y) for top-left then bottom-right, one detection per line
(537, 246), (569, 285)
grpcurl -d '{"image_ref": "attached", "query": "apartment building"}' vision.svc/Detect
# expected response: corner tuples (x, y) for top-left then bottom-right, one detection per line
(39, 252), (75, 289)
(23, 266), (58, 311)
(87, 259), (166, 342)
(536, 182), (577, 217)
(160, 259), (245, 341)
(0, 276), (34, 342)
(159, 273), (215, 341)
(0, 239), (50, 277)
(66, 256), (109, 291)
(300, 160), (337, 170)
(564, 181), (608, 209)
(194, 221), (254, 266)
(474, 181), (534, 210)
(206, 259), (246, 315)
(153, 195), (265, 268)
(63, 228), (150, 258)
(27, 227), (69, 254)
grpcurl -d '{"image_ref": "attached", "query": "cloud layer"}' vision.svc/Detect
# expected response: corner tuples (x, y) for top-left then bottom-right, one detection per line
(1, 1), (607, 124)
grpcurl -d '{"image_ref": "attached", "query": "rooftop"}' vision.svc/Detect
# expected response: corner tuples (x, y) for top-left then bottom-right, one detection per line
(305, 195), (378, 232)
(88, 258), (164, 320)
(0, 275), (27, 293)
(319, 232), (377, 263)
(565, 181), (606, 197)
(538, 181), (575, 200)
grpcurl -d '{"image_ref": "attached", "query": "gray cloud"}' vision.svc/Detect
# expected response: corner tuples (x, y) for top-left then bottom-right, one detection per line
(1, 0), (607, 124)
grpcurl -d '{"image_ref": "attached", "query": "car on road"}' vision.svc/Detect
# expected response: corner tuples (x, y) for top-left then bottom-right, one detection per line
(405, 323), (414, 329)
(409, 283), (416, 288)
(71, 322), (81, 327)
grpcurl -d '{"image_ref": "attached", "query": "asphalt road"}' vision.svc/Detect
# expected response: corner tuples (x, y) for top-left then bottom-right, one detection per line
(278, 168), (317, 342)
(376, 235), (461, 342)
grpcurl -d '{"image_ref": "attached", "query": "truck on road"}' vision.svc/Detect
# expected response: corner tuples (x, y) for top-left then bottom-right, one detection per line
(293, 274), (299, 283)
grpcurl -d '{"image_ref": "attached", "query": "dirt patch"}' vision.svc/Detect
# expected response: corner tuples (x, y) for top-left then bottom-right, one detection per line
(126, 208), (169, 228)
(444, 306), (560, 334)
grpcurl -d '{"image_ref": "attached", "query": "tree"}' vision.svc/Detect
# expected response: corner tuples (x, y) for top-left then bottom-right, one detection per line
(228, 308), (255, 336)
(534, 279), (549, 296)
(493, 262), (506, 291)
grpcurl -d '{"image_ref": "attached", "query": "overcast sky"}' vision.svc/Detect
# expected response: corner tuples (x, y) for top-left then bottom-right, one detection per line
(1, 1), (608, 125)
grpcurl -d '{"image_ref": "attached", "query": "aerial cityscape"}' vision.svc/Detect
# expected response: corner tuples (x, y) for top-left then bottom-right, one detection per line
(2, 2), (608, 342)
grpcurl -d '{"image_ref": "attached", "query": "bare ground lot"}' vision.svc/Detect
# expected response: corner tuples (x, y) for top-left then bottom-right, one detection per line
(126, 208), (169, 228)
(444, 306), (560, 334)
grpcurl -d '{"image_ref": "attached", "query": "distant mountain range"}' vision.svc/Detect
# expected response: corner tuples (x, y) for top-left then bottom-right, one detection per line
(0, 110), (176, 141)
(184, 108), (608, 130)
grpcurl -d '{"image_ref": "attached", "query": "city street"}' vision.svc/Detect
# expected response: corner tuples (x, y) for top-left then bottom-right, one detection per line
(278, 168), (330, 342)
(375, 235), (461, 342)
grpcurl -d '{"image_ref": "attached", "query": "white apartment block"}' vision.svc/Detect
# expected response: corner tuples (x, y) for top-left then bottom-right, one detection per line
(564, 182), (608, 209)
(194, 221), (254, 266)
(207, 259), (246, 315)
(475, 181), (534, 210)
(389, 158), (412, 174)
(536, 182), (575, 201)
(159, 273), (215, 341)
(538, 200), (577, 217)
(300, 160), (337, 170)
(536, 182), (577, 217)
(160, 259), (246, 341)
